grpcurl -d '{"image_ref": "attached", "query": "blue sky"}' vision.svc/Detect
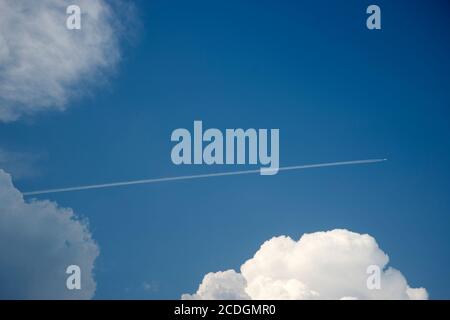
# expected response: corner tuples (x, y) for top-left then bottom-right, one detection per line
(1, 0), (450, 299)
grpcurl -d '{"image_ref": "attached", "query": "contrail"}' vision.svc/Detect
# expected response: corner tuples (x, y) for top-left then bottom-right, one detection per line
(22, 159), (387, 196)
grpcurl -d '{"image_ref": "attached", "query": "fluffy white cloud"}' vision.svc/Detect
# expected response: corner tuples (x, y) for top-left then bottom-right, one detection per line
(183, 229), (428, 300)
(183, 270), (250, 300)
(0, 0), (123, 122)
(0, 169), (99, 299)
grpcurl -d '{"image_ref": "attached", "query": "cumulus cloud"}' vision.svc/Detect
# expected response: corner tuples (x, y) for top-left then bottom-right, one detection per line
(183, 229), (428, 300)
(0, 169), (99, 299)
(0, 0), (124, 122)
(183, 270), (251, 300)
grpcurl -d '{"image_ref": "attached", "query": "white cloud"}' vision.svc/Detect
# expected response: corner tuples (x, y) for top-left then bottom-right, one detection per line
(0, 0), (124, 122)
(183, 229), (428, 300)
(183, 270), (250, 300)
(0, 169), (99, 299)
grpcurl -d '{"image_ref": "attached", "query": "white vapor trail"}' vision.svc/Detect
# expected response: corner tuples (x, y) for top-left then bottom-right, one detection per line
(22, 159), (387, 196)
